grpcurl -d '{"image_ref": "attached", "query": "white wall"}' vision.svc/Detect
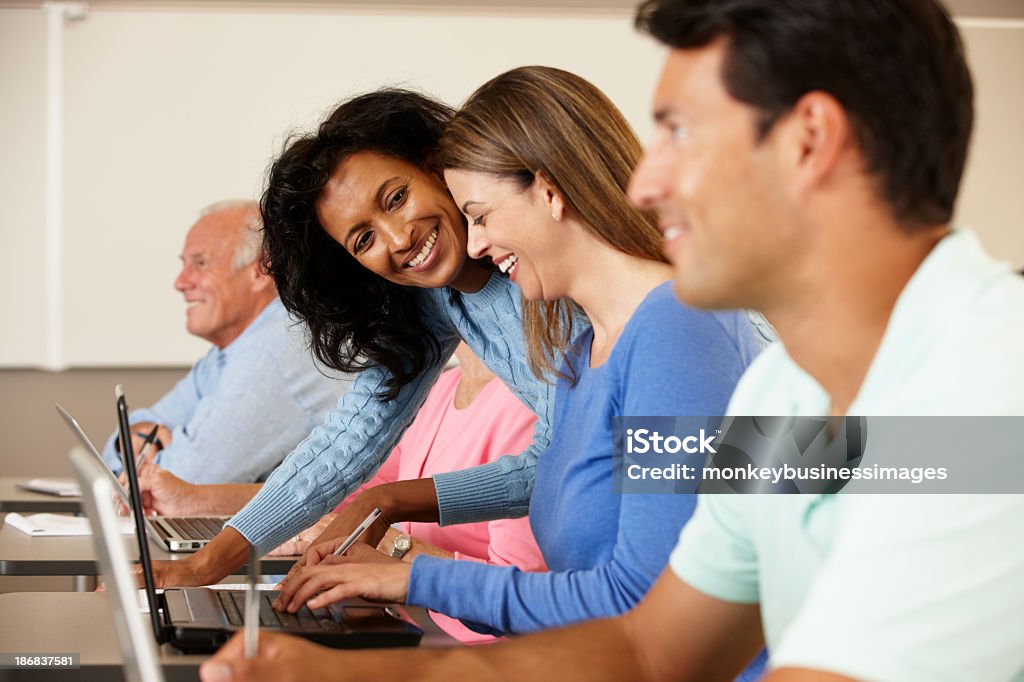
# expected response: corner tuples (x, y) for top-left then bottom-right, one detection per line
(0, 4), (1021, 367)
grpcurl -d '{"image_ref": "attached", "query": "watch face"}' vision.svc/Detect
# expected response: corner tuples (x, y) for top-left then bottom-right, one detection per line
(395, 535), (412, 551)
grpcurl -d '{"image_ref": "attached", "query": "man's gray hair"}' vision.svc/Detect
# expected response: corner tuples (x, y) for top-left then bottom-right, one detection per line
(199, 199), (263, 270)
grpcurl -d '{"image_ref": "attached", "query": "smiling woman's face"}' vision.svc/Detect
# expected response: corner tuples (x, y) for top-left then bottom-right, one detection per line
(316, 151), (481, 291)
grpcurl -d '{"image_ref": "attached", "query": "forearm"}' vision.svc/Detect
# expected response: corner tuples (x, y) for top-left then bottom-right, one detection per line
(374, 478), (441, 523)
(189, 483), (261, 516)
(181, 526), (254, 586)
(311, 479), (441, 551)
(377, 527), (454, 561)
(344, 616), (644, 682)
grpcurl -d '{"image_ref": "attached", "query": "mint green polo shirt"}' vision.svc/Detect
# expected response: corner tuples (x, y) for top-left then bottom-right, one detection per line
(670, 230), (1024, 681)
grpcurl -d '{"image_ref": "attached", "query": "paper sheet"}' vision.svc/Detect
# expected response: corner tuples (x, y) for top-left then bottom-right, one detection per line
(4, 512), (133, 536)
(18, 479), (81, 497)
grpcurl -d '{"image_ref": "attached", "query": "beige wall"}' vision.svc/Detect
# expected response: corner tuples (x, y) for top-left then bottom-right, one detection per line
(0, 366), (186, 593)
(957, 21), (1024, 265)
(0, 367), (187, 477)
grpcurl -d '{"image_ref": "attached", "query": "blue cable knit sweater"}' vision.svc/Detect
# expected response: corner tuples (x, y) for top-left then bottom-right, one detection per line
(229, 273), (557, 551)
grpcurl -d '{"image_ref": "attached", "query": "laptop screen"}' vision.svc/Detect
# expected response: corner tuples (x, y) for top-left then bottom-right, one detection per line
(115, 384), (167, 643)
(70, 447), (165, 682)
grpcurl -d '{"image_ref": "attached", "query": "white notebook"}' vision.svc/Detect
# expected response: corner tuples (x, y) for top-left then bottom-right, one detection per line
(5, 512), (133, 536)
(17, 478), (82, 497)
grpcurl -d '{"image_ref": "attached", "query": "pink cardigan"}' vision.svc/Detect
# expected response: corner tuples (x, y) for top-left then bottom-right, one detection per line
(343, 366), (545, 643)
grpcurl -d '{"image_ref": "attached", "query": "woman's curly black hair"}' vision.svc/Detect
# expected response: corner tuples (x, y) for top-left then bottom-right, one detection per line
(260, 90), (454, 400)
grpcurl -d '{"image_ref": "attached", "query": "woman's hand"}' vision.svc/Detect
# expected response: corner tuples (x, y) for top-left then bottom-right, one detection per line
(273, 544), (411, 612)
(96, 556), (211, 592)
(266, 513), (337, 557)
(275, 493), (390, 592)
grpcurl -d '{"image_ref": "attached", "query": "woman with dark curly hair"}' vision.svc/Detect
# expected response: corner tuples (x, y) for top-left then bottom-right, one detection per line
(272, 67), (763, 655)
(147, 89), (560, 588)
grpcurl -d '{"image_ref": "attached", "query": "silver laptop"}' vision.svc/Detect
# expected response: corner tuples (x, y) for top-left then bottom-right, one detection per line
(71, 447), (165, 682)
(56, 403), (229, 551)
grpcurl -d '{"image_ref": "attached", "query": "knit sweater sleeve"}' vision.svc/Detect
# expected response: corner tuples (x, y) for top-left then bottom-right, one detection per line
(407, 292), (753, 634)
(227, 292), (460, 553)
(430, 276), (562, 526)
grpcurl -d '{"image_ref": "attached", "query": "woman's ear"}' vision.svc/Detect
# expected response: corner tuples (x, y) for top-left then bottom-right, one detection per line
(534, 170), (565, 221)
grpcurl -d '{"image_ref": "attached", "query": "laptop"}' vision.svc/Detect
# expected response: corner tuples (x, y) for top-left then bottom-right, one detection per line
(113, 385), (424, 653)
(71, 447), (165, 682)
(56, 402), (229, 551)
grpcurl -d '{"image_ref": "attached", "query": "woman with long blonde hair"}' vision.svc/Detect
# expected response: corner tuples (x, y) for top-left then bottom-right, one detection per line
(275, 69), (763, 672)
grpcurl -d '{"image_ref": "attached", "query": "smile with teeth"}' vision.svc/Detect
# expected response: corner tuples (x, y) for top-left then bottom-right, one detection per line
(662, 225), (686, 242)
(405, 227), (439, 268)
(496, 254), (518, 274)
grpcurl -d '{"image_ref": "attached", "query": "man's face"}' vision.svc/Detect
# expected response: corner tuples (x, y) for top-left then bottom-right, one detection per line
(628, 39), (804, 312)
(173, 208), (260, 348)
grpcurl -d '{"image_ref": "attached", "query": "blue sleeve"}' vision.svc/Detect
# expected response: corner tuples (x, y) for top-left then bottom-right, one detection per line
(228, 296), (460, 553)
(100, 352), (209, 473)
(409, 492), (696, 635)
(430, 277), (566, 526)
(150, 346), (330, 484)
(408, 293), (752, 633)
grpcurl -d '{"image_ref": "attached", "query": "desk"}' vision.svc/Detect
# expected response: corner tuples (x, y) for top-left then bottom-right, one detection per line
(0, 524), (298, 577)
(0, 593), (202, 681)
(0, 478), (81, 514)
(0, 592), (456, 681)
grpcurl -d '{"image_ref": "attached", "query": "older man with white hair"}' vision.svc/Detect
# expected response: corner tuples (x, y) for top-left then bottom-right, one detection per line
(102, 200), (351, 484)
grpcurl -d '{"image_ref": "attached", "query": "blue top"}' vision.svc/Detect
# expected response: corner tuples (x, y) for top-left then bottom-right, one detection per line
(228, 274), (560, 551)
(101, 299), (351, 484)
(406, 283), (763, 639)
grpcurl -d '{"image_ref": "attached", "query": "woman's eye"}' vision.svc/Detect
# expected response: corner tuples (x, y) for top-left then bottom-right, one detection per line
(387, 187), (407, 210)
(670, 124), (690, 143)
(471, 214), (485, 227)
(354, 231), (373, 254)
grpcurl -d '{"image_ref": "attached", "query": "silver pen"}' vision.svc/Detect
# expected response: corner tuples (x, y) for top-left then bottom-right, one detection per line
(244, 545), (259, 658)
(134, 424), (159, 472)
(332, 507), (383, 556)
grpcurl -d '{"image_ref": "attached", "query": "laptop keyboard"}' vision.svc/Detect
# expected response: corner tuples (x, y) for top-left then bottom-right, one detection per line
(216, 591), (342, 631)
(164, 517), (225, 540)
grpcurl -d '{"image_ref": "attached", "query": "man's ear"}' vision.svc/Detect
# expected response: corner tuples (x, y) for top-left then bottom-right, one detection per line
(534, 170), (566, 222)
(777, 91), (853, 195)
(248, 261), (275, 294)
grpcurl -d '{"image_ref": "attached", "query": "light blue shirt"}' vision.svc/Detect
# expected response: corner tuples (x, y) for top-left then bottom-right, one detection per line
(670, 230), (1024, 681)
(102, 298), (352, 484)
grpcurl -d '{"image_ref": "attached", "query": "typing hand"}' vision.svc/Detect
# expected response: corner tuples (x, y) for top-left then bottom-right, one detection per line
(200, 630), (342, 682)
(275, 497), (389, 593)
(266, 513), (337, 557)
(273, 544), (409, 613)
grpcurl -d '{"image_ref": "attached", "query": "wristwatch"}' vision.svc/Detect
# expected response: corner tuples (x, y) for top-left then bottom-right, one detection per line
(390, 532), (412, 559)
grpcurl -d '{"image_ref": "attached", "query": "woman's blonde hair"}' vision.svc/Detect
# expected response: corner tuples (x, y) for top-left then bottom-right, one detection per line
(436, 65), (666, 382)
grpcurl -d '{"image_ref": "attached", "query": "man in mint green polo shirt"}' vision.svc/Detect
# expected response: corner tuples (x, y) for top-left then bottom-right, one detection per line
(198, 1), (1024, 680)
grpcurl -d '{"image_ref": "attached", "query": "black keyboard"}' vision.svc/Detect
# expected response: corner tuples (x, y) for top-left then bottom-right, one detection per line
(215, 591), (342, 631)
(164, 516), (225, 540)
